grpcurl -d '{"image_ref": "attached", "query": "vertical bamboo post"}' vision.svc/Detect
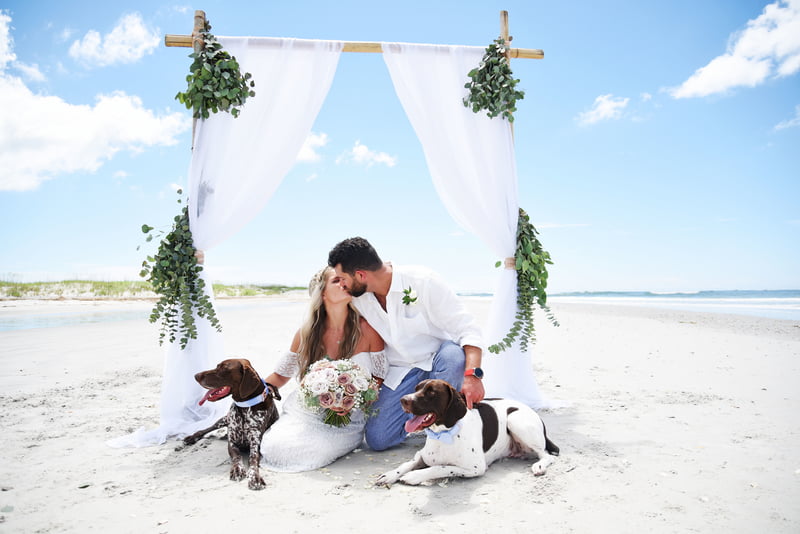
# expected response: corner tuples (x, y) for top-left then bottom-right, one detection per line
(499, 10), (514, 139)
(190, 10), (207, 149)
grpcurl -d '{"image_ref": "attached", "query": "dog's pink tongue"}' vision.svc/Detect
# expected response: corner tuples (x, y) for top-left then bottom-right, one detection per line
(404, 414), (430, 433)
(198, 389), (213, 406)
(198, 386), (231, 405)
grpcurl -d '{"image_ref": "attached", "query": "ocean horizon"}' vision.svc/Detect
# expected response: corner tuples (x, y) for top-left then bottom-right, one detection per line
(455, 289), (800, 321)
(546, 289), (800, 321)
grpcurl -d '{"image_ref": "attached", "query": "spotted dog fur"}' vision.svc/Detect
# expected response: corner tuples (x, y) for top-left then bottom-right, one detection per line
(376, 379), (559, 486)
(183, 358), (280, 490)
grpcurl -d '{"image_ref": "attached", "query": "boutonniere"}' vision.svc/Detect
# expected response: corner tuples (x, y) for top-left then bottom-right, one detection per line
(402, 286), (418, 306)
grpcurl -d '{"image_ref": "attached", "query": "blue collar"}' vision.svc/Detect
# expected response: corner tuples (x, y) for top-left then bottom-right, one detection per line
(233, 379), (270, 408)
(424, 422), (462, 444)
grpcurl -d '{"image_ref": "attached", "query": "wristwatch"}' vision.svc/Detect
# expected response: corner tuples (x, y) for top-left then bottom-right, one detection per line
(464, 367), (484, 379)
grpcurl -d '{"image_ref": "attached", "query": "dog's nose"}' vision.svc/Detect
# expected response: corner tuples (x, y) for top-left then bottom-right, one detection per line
(400, 395), (412, 410)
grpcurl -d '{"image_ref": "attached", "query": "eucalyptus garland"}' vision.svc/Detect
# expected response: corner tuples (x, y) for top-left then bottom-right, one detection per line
(463, 37), (525, 122)
(140, 191), (221, 349)
(174, 19), (255, 119)
(489, 208), (558, 354)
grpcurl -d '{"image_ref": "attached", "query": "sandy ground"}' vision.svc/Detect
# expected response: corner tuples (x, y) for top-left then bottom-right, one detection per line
(0, 297), (798, 533)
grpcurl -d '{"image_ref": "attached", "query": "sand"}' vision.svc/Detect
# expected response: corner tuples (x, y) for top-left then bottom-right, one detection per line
(0, 297), (798, 533)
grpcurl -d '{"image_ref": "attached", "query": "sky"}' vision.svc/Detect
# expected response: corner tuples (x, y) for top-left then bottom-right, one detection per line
(0, 0), (798, 293)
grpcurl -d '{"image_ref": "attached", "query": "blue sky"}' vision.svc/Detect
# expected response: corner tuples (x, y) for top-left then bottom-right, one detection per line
(1, 0), (798, 292)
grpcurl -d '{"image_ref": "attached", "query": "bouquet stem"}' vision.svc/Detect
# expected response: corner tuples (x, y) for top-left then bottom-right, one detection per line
(323, 410), (351, 428)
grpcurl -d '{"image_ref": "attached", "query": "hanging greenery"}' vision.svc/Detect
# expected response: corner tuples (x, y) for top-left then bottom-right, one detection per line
(463, 37), (525, 122)
(174, 19), (255, 119)
(488, 208), (558, 354)
(140, 191), (221, 350)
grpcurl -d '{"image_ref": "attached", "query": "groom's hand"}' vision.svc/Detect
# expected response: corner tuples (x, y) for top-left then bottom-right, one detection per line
(461, 375), (485, 409)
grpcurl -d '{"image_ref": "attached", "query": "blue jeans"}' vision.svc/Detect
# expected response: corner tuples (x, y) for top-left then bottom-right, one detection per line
(365, 341), (466, 451)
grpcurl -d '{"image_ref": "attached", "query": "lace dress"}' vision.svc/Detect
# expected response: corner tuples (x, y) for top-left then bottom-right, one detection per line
(260, 350), (387, 472)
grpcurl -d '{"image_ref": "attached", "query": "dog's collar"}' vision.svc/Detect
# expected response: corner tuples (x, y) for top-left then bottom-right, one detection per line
(233, 379), (271, 408)
(424, 421), (462, 444)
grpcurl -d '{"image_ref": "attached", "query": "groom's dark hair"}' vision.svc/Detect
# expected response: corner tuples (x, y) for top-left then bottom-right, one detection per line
(328, 237), (383, 274)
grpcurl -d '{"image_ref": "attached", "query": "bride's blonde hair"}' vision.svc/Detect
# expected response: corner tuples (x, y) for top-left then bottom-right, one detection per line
(297, 266), (361, 376)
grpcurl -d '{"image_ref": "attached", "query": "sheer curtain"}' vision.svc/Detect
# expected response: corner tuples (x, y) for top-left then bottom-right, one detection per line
(108, 37), (343, 447)
(382, 43), (548, 407)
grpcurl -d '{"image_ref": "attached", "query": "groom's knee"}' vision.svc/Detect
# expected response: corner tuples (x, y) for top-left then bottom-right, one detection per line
(365, 422), (404, 451)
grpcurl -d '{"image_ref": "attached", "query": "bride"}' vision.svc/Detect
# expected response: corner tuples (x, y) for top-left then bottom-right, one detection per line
(260, 266), (386, 472)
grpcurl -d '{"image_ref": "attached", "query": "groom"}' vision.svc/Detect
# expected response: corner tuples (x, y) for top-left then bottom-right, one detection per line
(328, 237), (485, 451)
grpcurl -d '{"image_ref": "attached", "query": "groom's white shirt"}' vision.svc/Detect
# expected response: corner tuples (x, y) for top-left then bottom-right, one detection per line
(352, 264), (483, 390)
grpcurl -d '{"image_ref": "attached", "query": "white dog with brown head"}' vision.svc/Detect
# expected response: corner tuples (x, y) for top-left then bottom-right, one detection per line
(376, 379), (559, 486)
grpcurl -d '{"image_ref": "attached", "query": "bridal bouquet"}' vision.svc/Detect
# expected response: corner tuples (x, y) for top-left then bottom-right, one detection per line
(300, 359), (379, 427)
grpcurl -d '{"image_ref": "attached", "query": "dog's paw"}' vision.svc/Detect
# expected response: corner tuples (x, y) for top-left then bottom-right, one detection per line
(531, 463), (547, 476)
(375, 471), (401, 487)
(248, 473), (266, 491)
(230, 464), (247, 482)
(399, 472), (428, 486)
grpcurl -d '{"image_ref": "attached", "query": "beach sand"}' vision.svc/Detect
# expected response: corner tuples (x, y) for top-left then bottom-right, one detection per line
(1, 297), (798, 533)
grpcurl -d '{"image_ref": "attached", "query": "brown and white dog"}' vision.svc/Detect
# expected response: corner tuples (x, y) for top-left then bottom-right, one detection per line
(183, 358), (280, 490)
(376, 379), (559, 486)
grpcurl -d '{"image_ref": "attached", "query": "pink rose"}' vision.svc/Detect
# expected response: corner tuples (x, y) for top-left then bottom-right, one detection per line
(344, 383), (358, 396)
(340, 395), (356, 412)
(318, 392), (334, 408)
(337, 372), (353, 385)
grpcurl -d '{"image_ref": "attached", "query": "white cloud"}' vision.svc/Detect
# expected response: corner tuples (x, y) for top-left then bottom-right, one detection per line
(576, 94), (630, 126)
(0, 13), (189, 192)
(68, 13), (160, 67)
(0, 78), (190, 191)
(336, 140), (397, 167)
(670, 0), (800, 98)
(774, 104), (800, 130)
(58, 27), (76, 43)
(0, 11), (15, 70)
(296, 132), (329, 162)
(13, 61), (45, 82)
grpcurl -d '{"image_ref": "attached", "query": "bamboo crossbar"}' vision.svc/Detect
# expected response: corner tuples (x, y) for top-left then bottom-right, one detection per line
(164, 33), (544, 59)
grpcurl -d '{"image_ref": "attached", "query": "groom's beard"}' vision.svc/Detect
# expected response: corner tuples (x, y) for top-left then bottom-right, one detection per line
(348, 279), (367, 297)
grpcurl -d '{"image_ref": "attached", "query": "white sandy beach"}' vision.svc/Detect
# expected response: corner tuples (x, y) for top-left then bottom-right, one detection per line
(1, 296), (798, 533)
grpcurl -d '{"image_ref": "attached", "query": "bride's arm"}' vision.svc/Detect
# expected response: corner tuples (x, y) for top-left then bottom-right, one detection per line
(265, 330), (303, 390)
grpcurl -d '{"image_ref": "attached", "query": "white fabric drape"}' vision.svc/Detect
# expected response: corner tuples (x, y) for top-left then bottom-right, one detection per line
(108, 38), (343, 447)
(382, 43), (548, 408)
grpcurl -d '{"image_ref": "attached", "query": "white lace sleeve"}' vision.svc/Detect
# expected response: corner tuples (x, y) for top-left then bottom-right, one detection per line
(273, 351), (300, 379)
(369, 350), (388, 380)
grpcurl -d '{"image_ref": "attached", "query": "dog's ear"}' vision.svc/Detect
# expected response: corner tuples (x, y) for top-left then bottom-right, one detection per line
(441, 383), (468, 428)
(236, 359), (263, 400)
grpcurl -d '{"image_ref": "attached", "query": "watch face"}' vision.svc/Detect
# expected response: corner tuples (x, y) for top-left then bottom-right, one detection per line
(467, 367), (484, 379)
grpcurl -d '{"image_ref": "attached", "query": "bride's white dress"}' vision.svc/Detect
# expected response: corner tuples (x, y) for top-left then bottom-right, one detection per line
(260, 350), (387, 472)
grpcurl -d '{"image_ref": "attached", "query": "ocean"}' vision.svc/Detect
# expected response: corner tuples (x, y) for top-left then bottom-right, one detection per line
(547, 289), (800, 321)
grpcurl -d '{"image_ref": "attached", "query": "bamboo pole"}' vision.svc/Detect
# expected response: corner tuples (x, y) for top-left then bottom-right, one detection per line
(165, 34), (544, 59)
(190, 10), (207, 149)
(500, 10), (516, 139)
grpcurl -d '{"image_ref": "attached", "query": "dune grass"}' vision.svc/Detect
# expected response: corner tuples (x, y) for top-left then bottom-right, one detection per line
(0, 280), (305, 299)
